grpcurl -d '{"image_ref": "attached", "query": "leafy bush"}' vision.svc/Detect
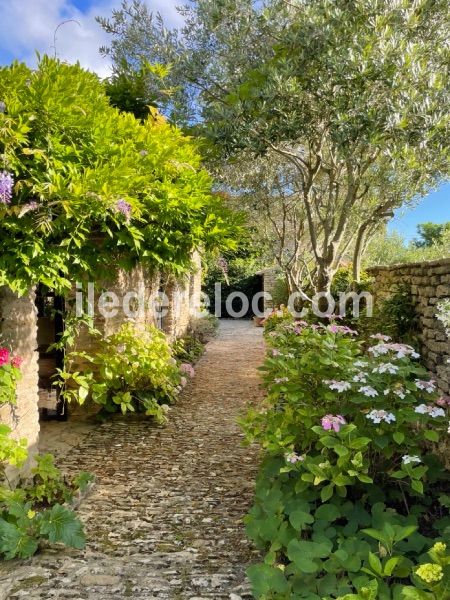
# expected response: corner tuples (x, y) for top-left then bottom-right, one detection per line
(0, 57), (238, 296)
(58, 323), (185, 423)
(0, 425), (91, 560)
(242, 321), (450, 599)
(0, 346), (22, 405)
(263, 307), (294, 336)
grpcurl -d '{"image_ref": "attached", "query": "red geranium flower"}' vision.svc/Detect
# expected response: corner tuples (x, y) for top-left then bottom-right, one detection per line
(0, 347), (10, 367)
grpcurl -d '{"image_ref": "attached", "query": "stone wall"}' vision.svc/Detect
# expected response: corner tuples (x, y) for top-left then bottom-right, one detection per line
(162, 252), (203, 340)
(0, 286), (40, 468)
(368, 258), (450, 394)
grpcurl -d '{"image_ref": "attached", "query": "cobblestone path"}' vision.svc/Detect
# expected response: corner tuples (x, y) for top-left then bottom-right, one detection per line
(0, 320), (265, 600)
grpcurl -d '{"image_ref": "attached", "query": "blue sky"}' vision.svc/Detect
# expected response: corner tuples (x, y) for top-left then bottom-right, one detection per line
(0, 0), (448, 241)
(389, 183), (450, 242)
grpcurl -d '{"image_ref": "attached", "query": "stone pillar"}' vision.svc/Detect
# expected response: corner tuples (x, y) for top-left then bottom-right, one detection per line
(189, 250), (203, 319)
(0, 286), (40, 460)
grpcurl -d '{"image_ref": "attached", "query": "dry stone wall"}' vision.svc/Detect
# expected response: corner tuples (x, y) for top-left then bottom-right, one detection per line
(368, 258), (450, 395)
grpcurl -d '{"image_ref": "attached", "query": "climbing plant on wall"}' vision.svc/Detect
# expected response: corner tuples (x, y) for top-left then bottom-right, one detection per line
(0, 57), (239, 296)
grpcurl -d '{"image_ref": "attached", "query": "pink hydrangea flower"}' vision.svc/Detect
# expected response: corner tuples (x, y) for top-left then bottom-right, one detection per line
(370, 333), (391, 341)
(285, 452), (305, 464)
(436, 396), (450, 407)
(0, 347), (10, 367)
(321, 414), (346, 432)
(10, 356), (23, 369)
(328, 324), (357, 336)
(180, 363), (195, 378)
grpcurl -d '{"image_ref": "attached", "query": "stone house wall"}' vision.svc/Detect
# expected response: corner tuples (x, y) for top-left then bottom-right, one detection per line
(0, 254), (203, 453)
(368, 257), (450, 395)
(0, 286), (40, 468)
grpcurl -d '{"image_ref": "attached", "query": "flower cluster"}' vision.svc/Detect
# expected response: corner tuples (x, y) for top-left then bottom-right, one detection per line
(366, 409), (396, 424)
(415, 404), (445, 418)
(415, 379), (436, 393)
(321, 414), (346, 432)
(369, 342), (420, 359)
(285, 452), (305, 464)
(402, 455), (421, 465)
(326, 380), (351, 392)
(115, 199), (132, 220)
(328, 324), (357, 335)
(415, 563), (443, 583)
(180, 363), (195, 378)
(0, 171), (13, 204)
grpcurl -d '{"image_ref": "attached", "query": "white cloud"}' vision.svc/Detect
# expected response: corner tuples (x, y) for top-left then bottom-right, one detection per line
(0, 0), (183, 78)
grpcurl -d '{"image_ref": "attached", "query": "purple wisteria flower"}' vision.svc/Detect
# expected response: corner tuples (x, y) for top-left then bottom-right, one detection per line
(115, 199), (132, 220)
(0, 171), (14, 204)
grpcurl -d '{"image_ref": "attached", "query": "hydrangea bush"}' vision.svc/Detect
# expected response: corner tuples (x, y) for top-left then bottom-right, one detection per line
(241, 318), (450, 599)
(57, 323), (194, 423)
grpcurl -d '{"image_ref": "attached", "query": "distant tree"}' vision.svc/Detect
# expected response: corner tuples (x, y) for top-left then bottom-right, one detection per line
(414, 221), (450, 248)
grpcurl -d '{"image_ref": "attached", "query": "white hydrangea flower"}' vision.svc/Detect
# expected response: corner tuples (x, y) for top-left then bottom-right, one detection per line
(373, 363), (399, 374)
(415, 404), (445, 418)
(353, 372), (367, 383)
(402, 455), (421, 465)
(285, 452), (305, 464)
(359, 386), (378, 397)
(327, 380), (351, 392)
(415, 379), (436, 393)
(366, 409), (396, 424)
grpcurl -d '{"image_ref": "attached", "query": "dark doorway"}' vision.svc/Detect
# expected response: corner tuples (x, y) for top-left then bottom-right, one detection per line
(208, 273), (264, 319)
(36, 286), (67, 420)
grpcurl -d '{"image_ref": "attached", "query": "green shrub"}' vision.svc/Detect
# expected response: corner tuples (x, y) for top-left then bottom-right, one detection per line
(58, 323), (183, 423)
(0, 425), (91, 560)
(241, 321), (450, 599)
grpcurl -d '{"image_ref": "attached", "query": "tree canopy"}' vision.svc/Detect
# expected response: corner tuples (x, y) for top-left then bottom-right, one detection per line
(99, 0), (450, 294)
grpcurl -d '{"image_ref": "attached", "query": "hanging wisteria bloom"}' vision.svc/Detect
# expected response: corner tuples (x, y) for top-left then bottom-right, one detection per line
(285, 452), (305, 464)
(359, 385), (378, 397)
(373, 362), (399, 374)
(415, 404), (445, 418)
(321, 414), (346, 432)
(370, 333), (391, 341)
(353, 372), (367, 383)
(115, 199), (132, 220)
(0, 171), (14, 204)
(326, 380), (351, 392)
(366, 409), (396, 424)
(415, 379), (436, 393)
(402, 455), (421, 465)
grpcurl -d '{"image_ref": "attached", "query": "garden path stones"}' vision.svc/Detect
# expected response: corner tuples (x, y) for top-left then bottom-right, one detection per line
(0, 319), (265, 600)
